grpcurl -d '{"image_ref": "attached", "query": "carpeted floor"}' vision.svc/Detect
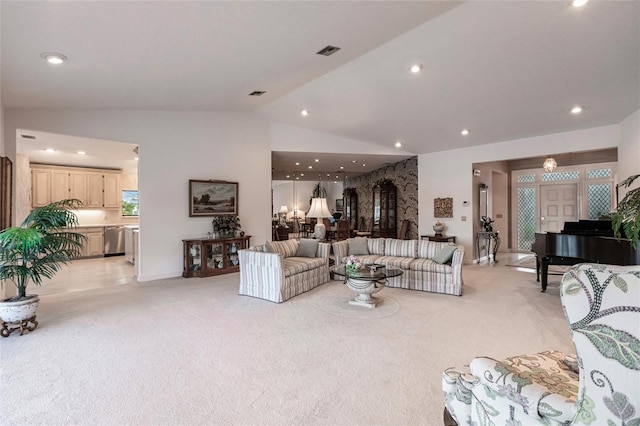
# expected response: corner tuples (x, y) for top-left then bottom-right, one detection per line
(505, 254), (571, 275)
(1, 257), (574, 425)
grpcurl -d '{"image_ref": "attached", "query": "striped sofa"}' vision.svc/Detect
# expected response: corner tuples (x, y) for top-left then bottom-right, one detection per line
(238, 239), (331, 303)
(332, 238), (464, 296)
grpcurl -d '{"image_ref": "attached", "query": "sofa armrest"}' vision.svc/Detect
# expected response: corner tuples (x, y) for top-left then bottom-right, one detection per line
(317, 242), (331, 258)
(332, 240), (349, 265)
(450, 245), (464, 286)
(238, 249), (285, 288)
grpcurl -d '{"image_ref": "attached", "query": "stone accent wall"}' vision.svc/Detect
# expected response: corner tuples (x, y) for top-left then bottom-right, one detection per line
(345, 156), (418, 240)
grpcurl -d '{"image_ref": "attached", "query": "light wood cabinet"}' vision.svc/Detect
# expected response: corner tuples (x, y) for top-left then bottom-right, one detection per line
(31, 169), (70, 207)
(69, 171), (87, 202)
(75, 227), (105, 258)
(85, 172), (104, 208)
(103, 174), (121, 208)
(31, 164), (122, 209)
(31, 169), (52, 207)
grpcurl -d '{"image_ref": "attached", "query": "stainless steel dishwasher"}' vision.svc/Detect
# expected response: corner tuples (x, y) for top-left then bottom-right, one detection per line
(104, 226), (125, 255)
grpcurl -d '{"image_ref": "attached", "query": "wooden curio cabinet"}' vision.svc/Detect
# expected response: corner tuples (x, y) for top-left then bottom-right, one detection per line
(372, 181), (397, 238)
(182, 236), (251, 278)
(344, 188), (358, 231)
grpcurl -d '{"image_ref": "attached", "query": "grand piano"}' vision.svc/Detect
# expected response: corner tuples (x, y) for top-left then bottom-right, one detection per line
(531, 220), (640, 292)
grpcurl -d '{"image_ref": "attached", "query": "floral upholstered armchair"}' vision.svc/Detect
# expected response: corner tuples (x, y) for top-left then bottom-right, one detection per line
(443, 263), (640, 426)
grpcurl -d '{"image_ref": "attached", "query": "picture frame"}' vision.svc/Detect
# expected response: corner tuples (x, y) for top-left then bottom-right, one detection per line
(0, 157), (12, 230)
(335, 199), (344, 212)
(189, 180), (238, 217)
(434, 197), (453, 218)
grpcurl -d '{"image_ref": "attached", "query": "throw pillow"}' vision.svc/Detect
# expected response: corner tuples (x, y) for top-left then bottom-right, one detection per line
(432, 245), (457, 264)
(348, 237), (369, 256)
(296, 238), (319, 258)
(265, 241), (274, 253)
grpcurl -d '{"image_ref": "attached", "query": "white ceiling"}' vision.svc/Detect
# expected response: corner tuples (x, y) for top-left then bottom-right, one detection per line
(4, 1), (639, 178)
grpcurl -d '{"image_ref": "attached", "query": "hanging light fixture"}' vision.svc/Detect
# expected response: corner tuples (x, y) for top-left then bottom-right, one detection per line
(543, 156), (557, 173)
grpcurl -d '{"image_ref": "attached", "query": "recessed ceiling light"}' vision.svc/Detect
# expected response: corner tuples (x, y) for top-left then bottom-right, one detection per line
(301, 109), (309, 117)
(571, 105), (583, 114)
(340, 166), (344, 170)
(40, 52), (67, 64)
(300, 173), (304, 176)
(351, 160), (357, 163)
(362, 163), (366, 167)
(295, 162), (300, 166)
(308, 166), (312, 169)
(410, 64), (423, 73)
(296, 177), (300, 180)
(395, 141), (402, 148)
(461, 129), (470, 136)
(315, 159), (319, 162)
(286, 175), (290, 178)
(77, 151), (86, 155)
(45, 148), (55, 153)
(571, 0), (588, 7)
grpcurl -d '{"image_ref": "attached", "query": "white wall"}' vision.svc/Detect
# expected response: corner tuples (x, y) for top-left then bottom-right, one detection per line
(270, 122), (412, 155)
(272, 180), (343, 216)
(418, 124), (621, 262)
(4, 109), (272, 281)
(619, 109), (640, 195)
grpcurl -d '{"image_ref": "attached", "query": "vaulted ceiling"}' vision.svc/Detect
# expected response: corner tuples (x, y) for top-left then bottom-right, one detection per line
(4, 1), (639, 178)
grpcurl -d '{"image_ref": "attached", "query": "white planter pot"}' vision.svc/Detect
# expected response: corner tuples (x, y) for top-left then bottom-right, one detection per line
(0, 295), (39, 323)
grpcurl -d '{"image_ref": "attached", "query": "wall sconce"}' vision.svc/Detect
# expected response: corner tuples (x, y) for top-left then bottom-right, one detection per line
(473, 169), (481, 177)
(543, 156), (557, 173)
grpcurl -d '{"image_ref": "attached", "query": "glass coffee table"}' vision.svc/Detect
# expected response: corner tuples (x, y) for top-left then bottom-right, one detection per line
(332, 264), (403, 309)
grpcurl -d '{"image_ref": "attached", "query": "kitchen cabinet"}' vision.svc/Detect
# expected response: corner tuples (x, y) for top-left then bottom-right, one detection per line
(31, 168), (69, 207)
(182, 236), (251, 278)
(85, 172), (104, 208)
(69, 171), (87, 202)
(30, 164), (121, 209)
(76, 227), (105, 258)
(103, 174), (121, 208)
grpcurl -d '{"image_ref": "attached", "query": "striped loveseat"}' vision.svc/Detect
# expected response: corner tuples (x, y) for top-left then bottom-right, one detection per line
(238, 239), (331, 303)
(332, 238), (464, 296)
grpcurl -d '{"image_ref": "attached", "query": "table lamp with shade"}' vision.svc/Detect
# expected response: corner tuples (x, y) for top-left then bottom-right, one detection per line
(307, 198), (332, 240)
(278, 205), (288, 226)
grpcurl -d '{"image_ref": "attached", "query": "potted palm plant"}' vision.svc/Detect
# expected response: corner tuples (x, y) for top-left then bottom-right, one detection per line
(611, 174), (640, 247)
(0, 199), (85, 337)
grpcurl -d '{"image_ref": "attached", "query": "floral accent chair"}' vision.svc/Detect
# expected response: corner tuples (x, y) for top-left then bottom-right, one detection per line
(442, 263), (640, 425)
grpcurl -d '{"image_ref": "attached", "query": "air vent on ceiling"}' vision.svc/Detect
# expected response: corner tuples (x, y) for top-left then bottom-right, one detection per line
(21, 134), (36, 139)
(316, 45), (341, 56)
(249, 91), (266, 96)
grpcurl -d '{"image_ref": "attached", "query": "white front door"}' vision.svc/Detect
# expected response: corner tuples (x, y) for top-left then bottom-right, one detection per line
(540, 184), (578, 232)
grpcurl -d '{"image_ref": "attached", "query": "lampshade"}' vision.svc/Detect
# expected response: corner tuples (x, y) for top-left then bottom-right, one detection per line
(279, 205), (288, 213)
(543, 157), (557, 173)
(307, 198), (331, 218)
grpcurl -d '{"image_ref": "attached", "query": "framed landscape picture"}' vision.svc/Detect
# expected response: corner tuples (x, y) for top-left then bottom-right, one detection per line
(189, 180), (238, 217)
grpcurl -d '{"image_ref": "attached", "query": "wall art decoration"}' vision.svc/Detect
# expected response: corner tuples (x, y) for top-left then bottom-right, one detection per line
(189, 180), (238, 217)
(434, 197), (453, 218)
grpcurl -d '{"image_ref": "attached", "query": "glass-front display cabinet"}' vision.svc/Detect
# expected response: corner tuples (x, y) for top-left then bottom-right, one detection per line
(343, 188), (358, 231)
(182, 235), (251, 278)
(372, 181), (397, 238)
